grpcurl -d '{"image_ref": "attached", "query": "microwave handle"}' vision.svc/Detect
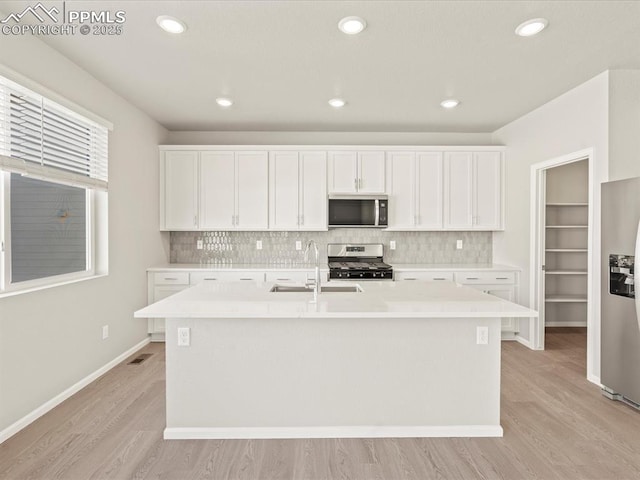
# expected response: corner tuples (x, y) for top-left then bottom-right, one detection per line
(374, 199), (380, 227)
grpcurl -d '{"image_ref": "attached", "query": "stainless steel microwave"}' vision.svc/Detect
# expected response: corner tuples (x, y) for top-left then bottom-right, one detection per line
(328, 195), (388, 228)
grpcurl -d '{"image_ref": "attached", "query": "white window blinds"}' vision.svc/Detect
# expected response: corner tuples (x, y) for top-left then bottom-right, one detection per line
(0, 75), (108, 190)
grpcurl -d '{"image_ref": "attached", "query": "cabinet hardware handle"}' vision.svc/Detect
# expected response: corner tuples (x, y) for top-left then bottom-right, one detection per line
(404, 278), (417, 281)
(231, 215), (235, 226)
(204, 278), (217, 281)
(354, 178), (358, 190)
(194, 216), (197, 227)
(359, 178), (362, 189)
(235, 215), (239, 225)
(164, 277), (178, 281)
(496, 277), (509, 280)
(466, 277), (479, 280)
(276, 278), (290, 281)
(433, 278), (446, 280)
(300, 214), (304, 225)
(240, 278), (253, 281)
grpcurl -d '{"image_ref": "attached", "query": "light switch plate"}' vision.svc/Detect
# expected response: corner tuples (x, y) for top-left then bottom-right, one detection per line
(256, 240), (263, 250)
(196, 239), (203, 250)
(390, 240), (396, 250)
(295, 241), (302, 250)
(102, 325), (109, 340)
(456, 239), (463, 250)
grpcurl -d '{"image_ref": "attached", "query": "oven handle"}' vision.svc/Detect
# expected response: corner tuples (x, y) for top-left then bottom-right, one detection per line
(375, 199), (380, 227)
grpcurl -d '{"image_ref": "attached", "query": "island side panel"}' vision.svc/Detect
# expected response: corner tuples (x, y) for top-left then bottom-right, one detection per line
(165, 316), (501, 438)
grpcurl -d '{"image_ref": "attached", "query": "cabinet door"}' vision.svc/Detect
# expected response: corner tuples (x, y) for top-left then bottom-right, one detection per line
(416, 152), (443, 229)
(236, 151), (269, 229)
(269, 151), (300, 230)
(199, 151), (236, 230)
(358, 151), (386, 193)
(387, 152), (415, 229)
(444, 152), (473, 229)
(300, 151), (327, 230)
(474, 152), (502, 230)
(163, 151), (198, 230)
(328, 151), (358, 193)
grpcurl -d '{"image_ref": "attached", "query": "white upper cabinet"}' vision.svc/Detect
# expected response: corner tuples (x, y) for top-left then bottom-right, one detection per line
(328, 151), (385, 194)
(236, 152), (269, 230)
(299, 151), (328, 230)
(269, 151), (300, 230)
(473, 151), (502, 230)
(200, 151), (235, 230)
(269, 151), (327, 231)
(387, 151), (443, 230)
(444, 151), (503, 230)
(167, 150), (268, 231)
(161, 151), (199, 230)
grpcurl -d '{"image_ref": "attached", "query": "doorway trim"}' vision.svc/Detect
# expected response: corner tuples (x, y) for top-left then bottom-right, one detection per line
(530, 148), (598, 383)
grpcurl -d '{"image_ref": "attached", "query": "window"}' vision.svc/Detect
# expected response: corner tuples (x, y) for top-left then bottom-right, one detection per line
(0, 74), (108, 295)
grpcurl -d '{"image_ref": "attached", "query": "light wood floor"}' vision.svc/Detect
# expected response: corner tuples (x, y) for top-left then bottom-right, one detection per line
(2, 328), (640, 479)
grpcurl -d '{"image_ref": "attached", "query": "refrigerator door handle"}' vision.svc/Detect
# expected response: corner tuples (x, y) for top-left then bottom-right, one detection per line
(635, 219), (640, 330)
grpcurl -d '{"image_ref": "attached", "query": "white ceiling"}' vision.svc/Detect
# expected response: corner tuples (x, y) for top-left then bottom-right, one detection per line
(5, 0), (640, 132)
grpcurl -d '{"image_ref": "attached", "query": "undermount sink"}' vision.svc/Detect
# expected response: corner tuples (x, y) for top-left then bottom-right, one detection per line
(270, 284), (363, 293)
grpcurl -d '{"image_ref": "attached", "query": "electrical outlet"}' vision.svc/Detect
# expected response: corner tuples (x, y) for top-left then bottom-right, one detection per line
(196, 239), (203, 250)
(390, 240), (396, 250)
(256, 240), (263, 250)
(456, 239), (463, 250)
(295, 240), (302, 251)
(102, 325), (109, 340)
(178, 327), (190, 347)
(476, 326), (488, 345)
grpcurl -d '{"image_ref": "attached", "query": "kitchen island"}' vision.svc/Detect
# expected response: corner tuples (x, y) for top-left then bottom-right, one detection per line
(134, 280), (536, 440)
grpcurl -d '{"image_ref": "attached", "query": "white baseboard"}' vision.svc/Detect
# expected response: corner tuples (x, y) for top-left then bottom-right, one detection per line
(164, 425), (504, 440)
(515, 334), (534, 349)
(0, 337), (151, 444)
(588, 374), (602, 387)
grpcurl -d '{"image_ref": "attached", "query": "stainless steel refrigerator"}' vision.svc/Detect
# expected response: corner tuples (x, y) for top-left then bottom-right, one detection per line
(601, 176), (640, 408)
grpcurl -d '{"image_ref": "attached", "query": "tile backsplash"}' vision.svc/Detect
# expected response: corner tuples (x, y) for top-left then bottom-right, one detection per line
(170, 230), (492, 266)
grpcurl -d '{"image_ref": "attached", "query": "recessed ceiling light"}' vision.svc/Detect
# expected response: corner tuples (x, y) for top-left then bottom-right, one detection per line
(328, 98), (346, 108)
(440, 99), (460, 109)
(515, 18), (548, 37)
(338, 16), (367, 35)
(156, 15), (187, 34)
(216, 97), (233, 107)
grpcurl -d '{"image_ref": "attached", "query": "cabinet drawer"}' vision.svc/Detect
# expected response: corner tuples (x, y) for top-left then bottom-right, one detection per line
(265, 271), (314, 283)
(395, 272), (453, 282)
(454, 271), (515, 285)
(153, 272), (190, 285)
(190, 271), (264, 284)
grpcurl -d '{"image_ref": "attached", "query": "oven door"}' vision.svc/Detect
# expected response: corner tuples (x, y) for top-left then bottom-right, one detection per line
(328, 197), (385, 227)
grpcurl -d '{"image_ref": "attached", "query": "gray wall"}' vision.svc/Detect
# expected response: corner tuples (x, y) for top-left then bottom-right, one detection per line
(165, 130), (495, 146)
(608, 70), (640, 181)
(0, 33), (168, 432)
(171, 230), (492, 265)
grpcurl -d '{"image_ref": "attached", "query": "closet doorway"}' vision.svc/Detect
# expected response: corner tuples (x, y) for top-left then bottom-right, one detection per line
(530, 149), (596, 379)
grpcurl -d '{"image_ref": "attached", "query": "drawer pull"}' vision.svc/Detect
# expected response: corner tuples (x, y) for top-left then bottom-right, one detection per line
(433, 278), (446, 280)
(240, 278), (254, 281)
(164, 277), (179, 281)
(466, 277), (479, 280)
(496, 277), (509, 280)
(276, 278), (291, 281)
(404, 278), (417, 281)
(204, 278), (218, 281)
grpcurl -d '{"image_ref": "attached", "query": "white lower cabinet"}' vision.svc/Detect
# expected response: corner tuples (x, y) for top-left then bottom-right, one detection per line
(454, 271), (519, 337)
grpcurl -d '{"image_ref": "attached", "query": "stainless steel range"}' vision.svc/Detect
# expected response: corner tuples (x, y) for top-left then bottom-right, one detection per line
(328, 243), (393, 280)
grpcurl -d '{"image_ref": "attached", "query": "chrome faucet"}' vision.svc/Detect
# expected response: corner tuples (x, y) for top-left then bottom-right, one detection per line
(304, 239), (321, 302)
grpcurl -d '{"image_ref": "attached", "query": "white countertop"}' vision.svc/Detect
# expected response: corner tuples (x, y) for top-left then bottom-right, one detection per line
(148, 263), (328, 272)
(390, 263), (519, 271)
(135, 280), (537, 319)
(148, 263), (519, 272)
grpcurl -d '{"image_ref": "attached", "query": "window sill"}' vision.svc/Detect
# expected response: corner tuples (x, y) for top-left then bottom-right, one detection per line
(0, 273), (108, 299)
